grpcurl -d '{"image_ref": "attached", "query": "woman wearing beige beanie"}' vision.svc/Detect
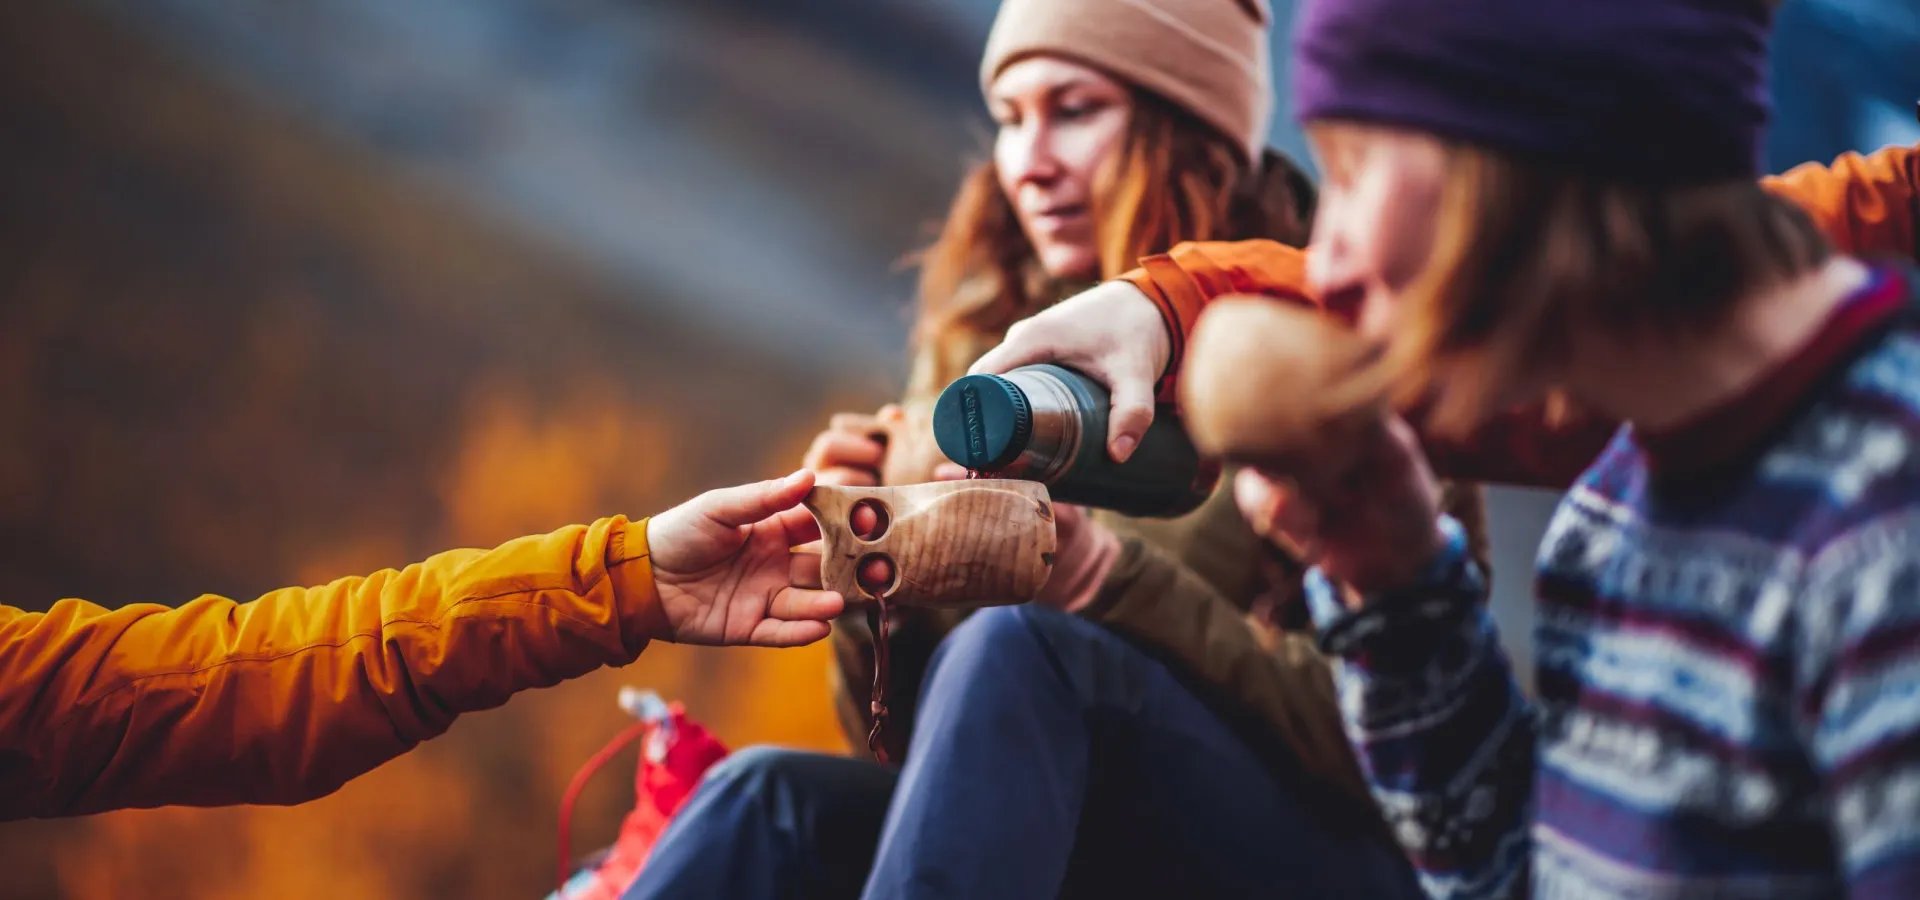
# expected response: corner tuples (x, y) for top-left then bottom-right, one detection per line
(615, 2), (1446, 898)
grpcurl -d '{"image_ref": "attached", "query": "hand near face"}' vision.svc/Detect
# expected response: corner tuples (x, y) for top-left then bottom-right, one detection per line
(1231, 415), (1448, 601)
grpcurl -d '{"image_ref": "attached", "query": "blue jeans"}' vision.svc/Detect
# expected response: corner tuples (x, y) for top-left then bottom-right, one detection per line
(624, 605), (1418, 899)
(617, 745), (894, 900)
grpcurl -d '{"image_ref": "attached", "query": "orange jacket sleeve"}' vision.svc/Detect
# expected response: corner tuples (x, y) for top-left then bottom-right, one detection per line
(1763, 141), (1920, 260)
(0, 515), (662, 821)
(1123, 240), (1315, 406)
(1122, 141), (1920, 488)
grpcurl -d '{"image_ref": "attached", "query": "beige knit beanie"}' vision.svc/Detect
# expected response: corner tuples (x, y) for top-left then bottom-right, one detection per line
(980, 0), (1275, 162)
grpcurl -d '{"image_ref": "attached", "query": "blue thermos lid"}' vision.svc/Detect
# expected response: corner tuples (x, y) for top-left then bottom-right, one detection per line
(931, 373), (1033, 472)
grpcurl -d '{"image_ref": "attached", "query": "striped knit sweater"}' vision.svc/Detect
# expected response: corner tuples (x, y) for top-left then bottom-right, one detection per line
(1309, 264), (1920, 899)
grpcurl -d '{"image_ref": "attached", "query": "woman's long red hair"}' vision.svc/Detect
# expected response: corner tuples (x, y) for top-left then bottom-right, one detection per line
(910, 89), (1316, 388)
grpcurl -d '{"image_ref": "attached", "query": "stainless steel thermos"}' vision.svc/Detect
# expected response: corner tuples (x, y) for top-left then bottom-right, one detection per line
(931, 364), (1218, 517)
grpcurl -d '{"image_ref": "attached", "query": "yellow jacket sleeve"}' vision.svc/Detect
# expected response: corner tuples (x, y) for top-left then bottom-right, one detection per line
(0, 515), (661, 820)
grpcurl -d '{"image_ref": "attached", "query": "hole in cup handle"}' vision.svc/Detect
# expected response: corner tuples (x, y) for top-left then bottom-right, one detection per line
(855, 552), (899, 598)
(849, 498), (892, 542)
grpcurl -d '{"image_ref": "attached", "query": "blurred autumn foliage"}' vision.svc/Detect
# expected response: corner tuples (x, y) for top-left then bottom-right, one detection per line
(0, 4), (885, 897)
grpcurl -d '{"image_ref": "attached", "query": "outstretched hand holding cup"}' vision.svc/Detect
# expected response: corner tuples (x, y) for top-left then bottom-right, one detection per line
(646, 469), (846, 647)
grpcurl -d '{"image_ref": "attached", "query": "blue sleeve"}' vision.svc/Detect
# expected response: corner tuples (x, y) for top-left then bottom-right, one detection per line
(1308, 515), (1536, 900)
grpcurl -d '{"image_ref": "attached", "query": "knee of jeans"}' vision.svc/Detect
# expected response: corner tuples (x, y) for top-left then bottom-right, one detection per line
(934, 603), (1087, 673)
(943, 604), (1043, 657)
(698, 745), (812, 796)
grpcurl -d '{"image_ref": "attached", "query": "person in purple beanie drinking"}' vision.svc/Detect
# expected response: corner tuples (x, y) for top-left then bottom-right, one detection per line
(951, 0), (1920, 897)
(1191, 0), (1920, 897)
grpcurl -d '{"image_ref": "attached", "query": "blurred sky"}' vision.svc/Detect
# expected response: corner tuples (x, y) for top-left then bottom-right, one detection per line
(79, 0), (1327, 380)
(72, 0), (1919, 379)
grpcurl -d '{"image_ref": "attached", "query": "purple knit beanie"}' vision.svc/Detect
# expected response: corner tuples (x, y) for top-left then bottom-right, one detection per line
(1292, 0), (1776, 184)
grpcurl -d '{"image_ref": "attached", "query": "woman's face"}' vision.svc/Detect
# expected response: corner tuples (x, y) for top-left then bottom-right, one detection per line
(989, 56), (1133, 282)
(1306, 124), (1447, 343)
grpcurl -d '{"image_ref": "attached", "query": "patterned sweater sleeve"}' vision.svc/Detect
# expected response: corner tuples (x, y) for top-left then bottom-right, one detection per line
(1796, 514), (1920, 898)
(1307, 515), (1536, 900)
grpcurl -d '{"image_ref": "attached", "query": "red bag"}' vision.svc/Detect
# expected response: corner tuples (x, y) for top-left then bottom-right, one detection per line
(555, 689), (730, 900)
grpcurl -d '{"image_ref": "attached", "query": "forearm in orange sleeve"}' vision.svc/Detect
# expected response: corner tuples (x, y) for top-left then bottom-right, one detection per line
(1127, 142), (1920, 370)
(1119, 239), (1318, 404)
(1764, 141), (1919, 262)
(0, 514), (660, 820)
(1119, 240), (1610, 488)
(1123, 147), (1920, 489)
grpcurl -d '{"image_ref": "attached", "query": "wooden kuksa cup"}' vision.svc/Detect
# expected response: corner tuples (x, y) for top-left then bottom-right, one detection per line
(802, 480), (1058, 608)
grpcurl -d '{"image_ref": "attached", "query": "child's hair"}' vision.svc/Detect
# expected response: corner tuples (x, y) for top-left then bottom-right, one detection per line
(1325, 123), (1833, 434)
